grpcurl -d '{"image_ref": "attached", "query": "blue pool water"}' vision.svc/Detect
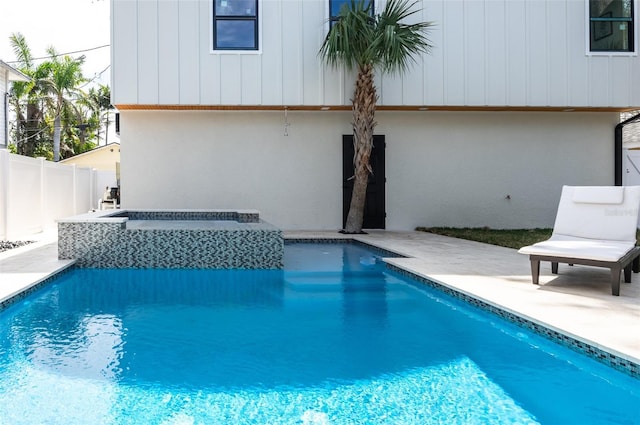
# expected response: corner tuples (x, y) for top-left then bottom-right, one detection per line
(0, 243), (638, 424)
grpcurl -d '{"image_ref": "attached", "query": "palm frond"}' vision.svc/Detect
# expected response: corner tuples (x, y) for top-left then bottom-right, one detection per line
(319, 0), (434, 74)
(375, 0), (434, 74)
(319, 0), (377, 70)
(9, 32), (34, 71)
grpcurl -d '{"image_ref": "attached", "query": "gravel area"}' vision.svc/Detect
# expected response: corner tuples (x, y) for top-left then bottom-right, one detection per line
(0, 240), (34, 253)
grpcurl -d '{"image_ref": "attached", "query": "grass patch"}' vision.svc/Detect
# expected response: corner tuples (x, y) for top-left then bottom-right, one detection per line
(416, 227), (553, 249)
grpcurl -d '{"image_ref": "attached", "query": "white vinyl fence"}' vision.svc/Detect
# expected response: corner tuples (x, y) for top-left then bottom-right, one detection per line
(0, 149), (117, 240)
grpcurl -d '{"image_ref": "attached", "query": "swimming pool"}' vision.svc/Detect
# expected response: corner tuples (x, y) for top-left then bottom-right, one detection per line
(0, 242), (638, 424)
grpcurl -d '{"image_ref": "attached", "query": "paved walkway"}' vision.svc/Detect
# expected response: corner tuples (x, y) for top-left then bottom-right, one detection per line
(1, 230), (638, 367)
(0, 230), (74, 305)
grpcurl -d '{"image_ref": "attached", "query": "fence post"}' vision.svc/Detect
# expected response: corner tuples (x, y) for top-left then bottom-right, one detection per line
(39, 157), (45, 234)
(0, 150), (9, 240)
(90, 168), (97, 211)
(72, 164), (78, 214)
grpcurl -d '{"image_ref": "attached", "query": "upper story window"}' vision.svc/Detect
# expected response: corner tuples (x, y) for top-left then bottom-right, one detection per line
(589, 0), (634, 52)
(213, 0), (258, 50)
(330, 0), (374, 27)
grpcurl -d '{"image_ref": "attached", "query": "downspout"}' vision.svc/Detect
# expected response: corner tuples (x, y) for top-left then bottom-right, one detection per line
(615, 112), (640, 186)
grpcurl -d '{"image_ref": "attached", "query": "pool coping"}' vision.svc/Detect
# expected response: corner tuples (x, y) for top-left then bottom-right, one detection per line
(383, 263), (639, 378)
(0, 263), (75, 311)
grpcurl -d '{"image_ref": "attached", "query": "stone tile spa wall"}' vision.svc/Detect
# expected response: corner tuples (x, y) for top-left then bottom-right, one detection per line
(58, 210), (283, 269)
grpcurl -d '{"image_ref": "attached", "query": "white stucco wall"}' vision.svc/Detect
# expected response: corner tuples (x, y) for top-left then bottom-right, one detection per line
(380, 111), (616, 229)
(120, 110), (617, 230)
(121, 111), (352, 229)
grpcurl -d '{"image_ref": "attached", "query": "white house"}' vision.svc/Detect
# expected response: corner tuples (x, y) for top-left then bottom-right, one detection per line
(111, 0), (640, 231)
(0, 60), (30, 149)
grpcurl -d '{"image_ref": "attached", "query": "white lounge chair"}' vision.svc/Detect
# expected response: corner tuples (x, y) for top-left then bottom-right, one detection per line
(518, 185), (640, 296)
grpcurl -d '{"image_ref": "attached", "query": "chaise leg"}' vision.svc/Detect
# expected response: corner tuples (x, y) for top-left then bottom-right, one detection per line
(531, 259), (540, 285)
(624, 264), (632, 283)
(634, 256), (640, 273)
(551, 262), (558, 274)
(610, 267), (621, 296)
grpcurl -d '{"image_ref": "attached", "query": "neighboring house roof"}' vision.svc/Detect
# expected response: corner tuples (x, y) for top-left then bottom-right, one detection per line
(621, 111), (640, 149)
(59, 142), (121, 171)
(0, 60), (30, 82)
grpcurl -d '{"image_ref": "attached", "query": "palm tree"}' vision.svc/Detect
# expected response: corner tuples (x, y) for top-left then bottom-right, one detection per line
(86, 84), (114, 145)
(8, 33), (50, 157)
(319, 0), (433, 233)
(40, 48), (87, 161)
(8, 34), (99, 160)
(59, 98), (96, 157)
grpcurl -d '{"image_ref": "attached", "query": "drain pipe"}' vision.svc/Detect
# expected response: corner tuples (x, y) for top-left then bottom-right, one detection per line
(615, 112), (640, 186)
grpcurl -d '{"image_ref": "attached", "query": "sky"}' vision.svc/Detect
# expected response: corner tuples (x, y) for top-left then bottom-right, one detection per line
(0, 0), (111, 86)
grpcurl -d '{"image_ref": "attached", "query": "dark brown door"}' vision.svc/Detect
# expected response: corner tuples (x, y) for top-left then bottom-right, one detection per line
(342, 135), (386, 229)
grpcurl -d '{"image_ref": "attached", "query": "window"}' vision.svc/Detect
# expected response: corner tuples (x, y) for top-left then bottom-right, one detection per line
(329, 0), (374, 27)
(213, 0), (258, 50)
(589, 0), (634, 52)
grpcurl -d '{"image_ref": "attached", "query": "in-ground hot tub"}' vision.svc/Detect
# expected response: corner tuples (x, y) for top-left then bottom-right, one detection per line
(58, 209), (283, 269)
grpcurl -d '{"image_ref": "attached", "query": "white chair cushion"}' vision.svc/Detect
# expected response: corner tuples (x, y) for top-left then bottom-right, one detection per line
(572, 186), (624, 204)
(518, 235), (636, 262)
(552, 185), (640, 242)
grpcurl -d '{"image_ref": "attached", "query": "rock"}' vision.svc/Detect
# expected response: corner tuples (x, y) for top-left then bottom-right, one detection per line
(0, 240), (34, 253)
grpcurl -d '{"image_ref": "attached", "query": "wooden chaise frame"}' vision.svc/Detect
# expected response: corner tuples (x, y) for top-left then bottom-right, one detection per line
(527, 247), (640, 296)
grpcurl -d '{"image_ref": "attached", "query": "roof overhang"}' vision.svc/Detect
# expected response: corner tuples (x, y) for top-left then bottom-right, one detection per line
(115, 104), (640, 113)
(59, 142), (121, 164)
(0, 60), (30, 82)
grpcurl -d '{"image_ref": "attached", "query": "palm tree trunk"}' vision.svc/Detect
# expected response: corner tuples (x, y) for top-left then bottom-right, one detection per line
(20, 103), (41, 157)
(344, 64), (378, 233)
(53, 114), (61, 162)
(105, 113), (109, 145)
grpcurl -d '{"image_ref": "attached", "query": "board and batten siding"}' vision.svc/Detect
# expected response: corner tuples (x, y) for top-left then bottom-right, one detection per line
(111, 0), (640, 108)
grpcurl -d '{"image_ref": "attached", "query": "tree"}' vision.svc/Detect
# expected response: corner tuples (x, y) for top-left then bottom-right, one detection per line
(319, 0), (433, 233)
(40, 48), (87, 161)
(8, 33), (51, 158)
(86, 84), (114, 145)
(7, 33), (107, 161)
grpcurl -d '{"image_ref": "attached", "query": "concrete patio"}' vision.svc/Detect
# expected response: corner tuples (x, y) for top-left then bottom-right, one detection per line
(1, 230), (638, 372)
